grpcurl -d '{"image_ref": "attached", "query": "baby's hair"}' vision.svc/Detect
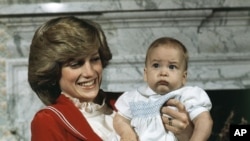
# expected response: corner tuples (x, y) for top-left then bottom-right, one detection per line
(145, 37), (189, 70)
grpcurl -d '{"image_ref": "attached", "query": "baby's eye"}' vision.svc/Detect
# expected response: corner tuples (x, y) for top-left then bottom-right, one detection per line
(152, 63), (160, 68)
(169, 65), (177, 70)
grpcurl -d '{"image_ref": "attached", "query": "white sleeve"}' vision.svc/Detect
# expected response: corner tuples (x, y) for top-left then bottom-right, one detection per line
(179, 86), (212, 120)
(114, 91), (134, 120)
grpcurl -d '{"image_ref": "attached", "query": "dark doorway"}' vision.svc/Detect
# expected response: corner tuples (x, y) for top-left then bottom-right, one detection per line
(208, 89), (250, 141)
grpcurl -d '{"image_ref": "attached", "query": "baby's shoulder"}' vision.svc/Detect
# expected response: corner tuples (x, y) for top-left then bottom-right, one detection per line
(182, 86), (206, 93)
(121, 88), (140, 97)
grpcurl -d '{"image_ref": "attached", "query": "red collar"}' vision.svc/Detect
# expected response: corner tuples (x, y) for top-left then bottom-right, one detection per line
(47, 94), (102, 141)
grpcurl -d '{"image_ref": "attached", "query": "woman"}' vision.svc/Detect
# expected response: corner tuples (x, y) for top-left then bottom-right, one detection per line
(28, 16), (193, 141)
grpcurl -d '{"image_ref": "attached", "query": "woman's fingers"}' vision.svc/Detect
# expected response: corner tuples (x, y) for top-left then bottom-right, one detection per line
(162, 115), (187, 133)
(161, 99), (187, 119)
(165, 99), (186, 112)
(161, 99), (190, 134)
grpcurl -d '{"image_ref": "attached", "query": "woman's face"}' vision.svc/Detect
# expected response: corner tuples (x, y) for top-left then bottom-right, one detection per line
(59, 51), (103, 102)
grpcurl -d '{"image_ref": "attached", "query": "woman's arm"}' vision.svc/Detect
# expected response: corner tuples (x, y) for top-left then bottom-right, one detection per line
(31, 111), (65, 141)
(161, 99), (194, 141)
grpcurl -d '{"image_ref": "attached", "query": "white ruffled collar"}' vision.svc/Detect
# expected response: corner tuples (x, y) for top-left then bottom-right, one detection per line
(62, 93), (113, 116)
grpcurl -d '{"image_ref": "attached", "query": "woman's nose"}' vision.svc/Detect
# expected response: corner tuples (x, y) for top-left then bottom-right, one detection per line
(81, 62), (95, 77)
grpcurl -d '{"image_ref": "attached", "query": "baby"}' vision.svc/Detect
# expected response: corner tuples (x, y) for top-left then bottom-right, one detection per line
(114, 37), (213, 141)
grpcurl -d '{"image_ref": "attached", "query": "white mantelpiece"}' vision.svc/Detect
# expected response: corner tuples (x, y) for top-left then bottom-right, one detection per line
(4, 8), (250, 91)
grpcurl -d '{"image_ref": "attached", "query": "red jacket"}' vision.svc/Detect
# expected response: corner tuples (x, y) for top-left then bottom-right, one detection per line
(31, 92), (121, 141)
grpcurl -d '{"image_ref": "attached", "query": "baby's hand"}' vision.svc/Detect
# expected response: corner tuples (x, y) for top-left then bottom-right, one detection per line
(120, 133), (139, 141)
(120, 137), (138, 141)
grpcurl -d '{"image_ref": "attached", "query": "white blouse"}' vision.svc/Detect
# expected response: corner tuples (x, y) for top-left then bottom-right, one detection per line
(62, 93), (119, 141)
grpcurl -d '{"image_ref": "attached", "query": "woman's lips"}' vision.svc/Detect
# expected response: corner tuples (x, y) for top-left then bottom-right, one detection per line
(77, 79), (95, 87)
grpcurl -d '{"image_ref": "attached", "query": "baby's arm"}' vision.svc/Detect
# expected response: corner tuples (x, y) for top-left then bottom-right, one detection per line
(113, 113), (138, 141)
(190, 111), (213, 141)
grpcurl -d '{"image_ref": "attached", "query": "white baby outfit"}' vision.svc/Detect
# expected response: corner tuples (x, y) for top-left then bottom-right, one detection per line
(115, 85), (212, 141)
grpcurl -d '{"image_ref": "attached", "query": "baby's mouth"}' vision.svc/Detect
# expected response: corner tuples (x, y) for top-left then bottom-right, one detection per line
(157, 80), (169, 86)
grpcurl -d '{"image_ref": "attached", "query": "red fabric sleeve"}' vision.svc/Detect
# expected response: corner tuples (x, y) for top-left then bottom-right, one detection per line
(31, 110), (66, 141)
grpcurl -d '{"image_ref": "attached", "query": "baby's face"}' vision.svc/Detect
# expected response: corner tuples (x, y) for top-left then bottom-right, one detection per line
(143, 45), (187, 94)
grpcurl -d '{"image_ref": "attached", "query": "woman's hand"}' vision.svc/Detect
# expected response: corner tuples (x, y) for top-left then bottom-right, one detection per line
(161, 99), (194, 141)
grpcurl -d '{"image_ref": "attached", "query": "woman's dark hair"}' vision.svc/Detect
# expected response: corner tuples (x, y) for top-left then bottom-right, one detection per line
(28, 16), (112, 105)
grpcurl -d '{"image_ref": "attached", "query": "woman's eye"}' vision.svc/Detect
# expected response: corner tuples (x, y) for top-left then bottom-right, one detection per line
(169, 65), (177, 70)
(69, 61), (83, 68)
(92, 56), (101, 62)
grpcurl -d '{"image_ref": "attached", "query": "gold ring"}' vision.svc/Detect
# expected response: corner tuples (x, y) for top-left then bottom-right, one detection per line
(168, 117), (172, 126)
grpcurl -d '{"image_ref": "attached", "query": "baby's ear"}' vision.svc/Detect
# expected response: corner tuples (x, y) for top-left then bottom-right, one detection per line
(182, 71), (187, 84)
(143, 68), (147, 82)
